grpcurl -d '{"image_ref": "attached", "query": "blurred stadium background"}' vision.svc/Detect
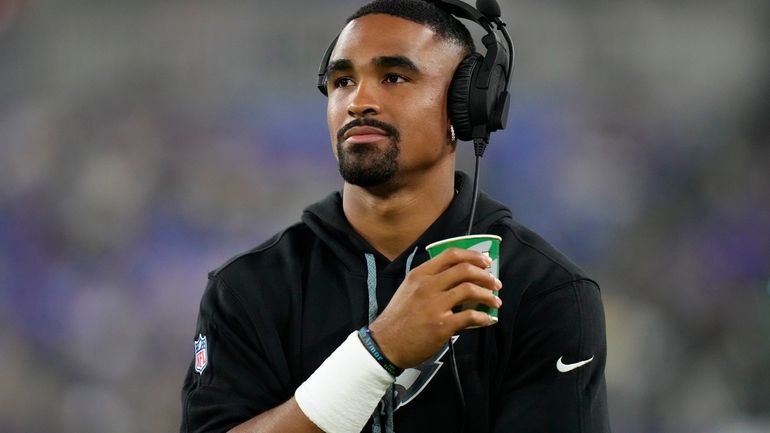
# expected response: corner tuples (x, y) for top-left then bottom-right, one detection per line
(1, 0), (768, 432)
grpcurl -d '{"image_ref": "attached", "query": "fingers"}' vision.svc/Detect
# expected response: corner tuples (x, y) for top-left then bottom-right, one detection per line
(432, 261), (502, 293)
(412, 247), (502, 314)
(445, 282), (502, 311)
(445, 308), (498, 330)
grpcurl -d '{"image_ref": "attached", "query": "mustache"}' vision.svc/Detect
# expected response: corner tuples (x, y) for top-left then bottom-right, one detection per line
(336, 118), (400, 144)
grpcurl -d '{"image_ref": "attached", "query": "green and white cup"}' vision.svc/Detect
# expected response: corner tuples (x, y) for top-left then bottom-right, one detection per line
(425, 234), (502, 326)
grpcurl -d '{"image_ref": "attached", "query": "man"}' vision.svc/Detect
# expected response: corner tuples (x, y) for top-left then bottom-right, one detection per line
(180, 1), (610, 432)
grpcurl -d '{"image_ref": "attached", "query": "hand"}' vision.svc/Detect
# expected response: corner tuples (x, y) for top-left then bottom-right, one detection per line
(368, 248), (503, 369)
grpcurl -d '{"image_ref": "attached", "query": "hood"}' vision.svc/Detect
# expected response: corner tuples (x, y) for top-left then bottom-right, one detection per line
(301, 171), (511, 277)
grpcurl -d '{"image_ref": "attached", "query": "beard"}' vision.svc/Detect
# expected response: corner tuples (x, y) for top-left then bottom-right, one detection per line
(336, 119), (401, 187)
(337, 139), (400, 187)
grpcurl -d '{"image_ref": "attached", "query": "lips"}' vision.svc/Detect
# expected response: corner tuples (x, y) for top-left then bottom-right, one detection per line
(343, 126), (389, 144)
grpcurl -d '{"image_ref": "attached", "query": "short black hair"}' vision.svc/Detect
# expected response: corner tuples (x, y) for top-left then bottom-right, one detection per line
(346, 0), (475, 56)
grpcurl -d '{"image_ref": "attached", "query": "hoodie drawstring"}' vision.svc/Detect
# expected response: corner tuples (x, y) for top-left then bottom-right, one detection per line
(366, 253), (378, 324)
(365, 253), (383, 433)
(404, 247), (418, 278)
(366, 247), (419, 433)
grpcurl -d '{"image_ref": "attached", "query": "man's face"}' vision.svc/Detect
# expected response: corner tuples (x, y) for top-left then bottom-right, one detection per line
(325, 14), (465, 188)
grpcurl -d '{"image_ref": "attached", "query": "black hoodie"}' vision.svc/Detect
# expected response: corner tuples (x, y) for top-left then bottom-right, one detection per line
(181, 171), (610, 433)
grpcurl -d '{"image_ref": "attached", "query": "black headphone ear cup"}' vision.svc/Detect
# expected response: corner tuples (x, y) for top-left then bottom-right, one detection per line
(448, 53), (483, 142)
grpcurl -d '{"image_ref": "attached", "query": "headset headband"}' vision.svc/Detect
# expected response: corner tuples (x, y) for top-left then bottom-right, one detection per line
(317, 0), (512, 95)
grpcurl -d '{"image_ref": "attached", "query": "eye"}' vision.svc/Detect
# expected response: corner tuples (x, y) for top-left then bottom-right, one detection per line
(383, 73), (407, 84)
(334, 77), (354, 88)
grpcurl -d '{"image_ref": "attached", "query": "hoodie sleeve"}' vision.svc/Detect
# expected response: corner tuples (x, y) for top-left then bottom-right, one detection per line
(180, 273), (293, 433)
(493, 279), (610, 433)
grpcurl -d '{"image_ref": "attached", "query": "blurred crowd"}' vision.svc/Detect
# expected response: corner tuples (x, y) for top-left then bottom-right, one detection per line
(0, 1), (768, 432)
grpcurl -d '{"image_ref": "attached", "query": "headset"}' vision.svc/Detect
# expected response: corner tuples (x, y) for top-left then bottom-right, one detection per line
(316, 0), (514, 153)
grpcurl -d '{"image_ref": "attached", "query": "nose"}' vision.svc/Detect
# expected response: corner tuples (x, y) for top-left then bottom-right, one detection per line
(347, 79), (381, 117)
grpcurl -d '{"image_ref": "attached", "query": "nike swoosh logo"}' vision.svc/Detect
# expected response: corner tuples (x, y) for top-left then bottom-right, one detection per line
(556, 355), (594, 373)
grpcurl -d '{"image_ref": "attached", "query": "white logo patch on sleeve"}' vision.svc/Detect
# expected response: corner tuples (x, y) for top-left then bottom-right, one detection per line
(556, 355), (594, 373)
(194, 334), (208, 374)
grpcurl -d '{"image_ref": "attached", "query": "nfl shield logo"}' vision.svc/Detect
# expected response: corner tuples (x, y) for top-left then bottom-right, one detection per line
(194, 334), (208, 374)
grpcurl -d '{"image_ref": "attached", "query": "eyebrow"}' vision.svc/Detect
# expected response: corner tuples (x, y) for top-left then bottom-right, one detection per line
(326, 55), (420, 75)
(373, 55), (420, 73)
(327, 59), (353, 75)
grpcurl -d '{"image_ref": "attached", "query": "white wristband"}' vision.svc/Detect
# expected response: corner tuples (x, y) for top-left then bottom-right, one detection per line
(295, 331), (395, 433)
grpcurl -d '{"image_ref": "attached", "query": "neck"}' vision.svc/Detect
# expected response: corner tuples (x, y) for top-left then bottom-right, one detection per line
(343, 163), (456, 261)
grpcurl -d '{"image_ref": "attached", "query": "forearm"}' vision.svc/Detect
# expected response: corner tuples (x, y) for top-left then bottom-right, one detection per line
(228, 398), (323, 433)
(232, 331), (394, 433)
